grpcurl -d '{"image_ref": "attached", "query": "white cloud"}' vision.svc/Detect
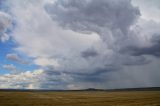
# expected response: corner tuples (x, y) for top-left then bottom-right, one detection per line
(132, 0), (160, 22)
(0, 69), (44, 89)
(0, 11), (12, 42)
(34, 57), (60, 68)
(8, 0), (100, 73)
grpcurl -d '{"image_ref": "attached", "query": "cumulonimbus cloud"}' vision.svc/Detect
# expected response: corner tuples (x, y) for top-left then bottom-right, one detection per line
(0, 0), (160, 89)
(45, 0), (140, 42)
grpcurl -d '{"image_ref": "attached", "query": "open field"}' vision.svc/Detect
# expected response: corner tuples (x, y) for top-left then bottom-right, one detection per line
(0, 91), (159, 106)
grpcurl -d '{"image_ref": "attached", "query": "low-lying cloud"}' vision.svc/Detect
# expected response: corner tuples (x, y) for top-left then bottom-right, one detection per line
(6, 53), (30, 64)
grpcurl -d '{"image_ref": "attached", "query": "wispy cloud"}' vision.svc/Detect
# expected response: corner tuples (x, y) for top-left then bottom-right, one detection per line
(2, 64), (16, 72)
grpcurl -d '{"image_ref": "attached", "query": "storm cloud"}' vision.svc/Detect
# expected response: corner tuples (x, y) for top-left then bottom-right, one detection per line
(0, 0), (160, 89)
(45, 0), (140, 46)
(81, 48), (98, 58)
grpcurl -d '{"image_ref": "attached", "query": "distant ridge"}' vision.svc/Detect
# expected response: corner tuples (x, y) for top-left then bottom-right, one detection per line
(0, 87), (160, 92)
(106, 87), (160, 91)
(82, 87), (160, 91)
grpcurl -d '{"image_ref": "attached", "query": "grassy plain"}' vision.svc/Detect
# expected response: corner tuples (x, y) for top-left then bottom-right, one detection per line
(0, 91), (159, 106)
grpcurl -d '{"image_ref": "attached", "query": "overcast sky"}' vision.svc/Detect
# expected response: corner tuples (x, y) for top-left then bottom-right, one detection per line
(0, 0), (160, 89)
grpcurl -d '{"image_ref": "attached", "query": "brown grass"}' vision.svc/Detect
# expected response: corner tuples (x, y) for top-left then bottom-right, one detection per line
(0, 91), (159, 106)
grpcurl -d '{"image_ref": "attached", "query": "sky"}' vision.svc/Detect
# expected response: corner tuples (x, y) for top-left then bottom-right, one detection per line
(0, 0), (160, 89)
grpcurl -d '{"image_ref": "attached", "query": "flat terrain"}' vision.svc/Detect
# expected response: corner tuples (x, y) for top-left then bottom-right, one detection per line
(0, 91), (159, 106)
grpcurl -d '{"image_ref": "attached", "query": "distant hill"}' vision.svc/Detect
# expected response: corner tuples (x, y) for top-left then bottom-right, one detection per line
(0, 87), (160, 92)
(82, 87), (160, 91)
(105, 87), (160, 92)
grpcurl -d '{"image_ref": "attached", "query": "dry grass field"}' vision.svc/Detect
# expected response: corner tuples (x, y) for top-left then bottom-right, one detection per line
(0, 91), (159, 106)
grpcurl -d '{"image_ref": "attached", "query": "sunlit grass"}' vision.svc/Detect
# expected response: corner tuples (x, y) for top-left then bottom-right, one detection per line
(0, 91), (159, 106)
